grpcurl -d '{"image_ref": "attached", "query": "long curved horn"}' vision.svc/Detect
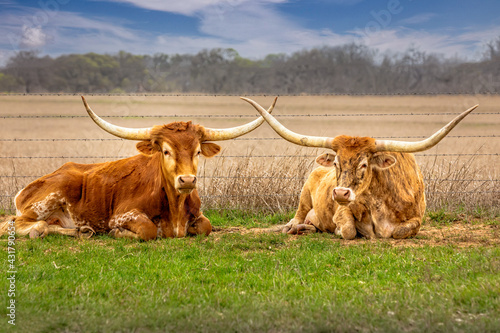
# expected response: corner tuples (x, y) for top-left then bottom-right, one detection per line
(81, 96), (152, 140)
(375, 104), (478, 152)
(203, 97), (278, 141)
(240, 97), (334, 148)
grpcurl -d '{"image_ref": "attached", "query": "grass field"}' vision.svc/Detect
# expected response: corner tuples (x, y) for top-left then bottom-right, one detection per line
(0, 95), (499, 332)
(1, 212), (499, 333)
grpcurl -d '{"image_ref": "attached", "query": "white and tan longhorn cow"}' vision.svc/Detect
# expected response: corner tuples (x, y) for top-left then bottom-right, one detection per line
(242, 97), (477, 239)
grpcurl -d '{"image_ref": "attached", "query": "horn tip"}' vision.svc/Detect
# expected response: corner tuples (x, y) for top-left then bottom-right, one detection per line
(81, 96), (90, 110)
(464, 104), (479, 114)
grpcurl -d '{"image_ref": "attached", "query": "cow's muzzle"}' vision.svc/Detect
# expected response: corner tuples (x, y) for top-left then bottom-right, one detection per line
(176, 175), (197, 194)
(332, 187), (355, 205)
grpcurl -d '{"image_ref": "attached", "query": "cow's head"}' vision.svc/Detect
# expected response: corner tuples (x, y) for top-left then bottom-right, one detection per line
(313, 136), (396, 205)
(241, 97), (478, 205)
(134, 121), (221, 194)
(82, 96), (276, 195)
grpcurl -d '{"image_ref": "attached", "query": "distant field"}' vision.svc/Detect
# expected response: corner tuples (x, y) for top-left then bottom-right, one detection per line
(1, 94), (498, 215)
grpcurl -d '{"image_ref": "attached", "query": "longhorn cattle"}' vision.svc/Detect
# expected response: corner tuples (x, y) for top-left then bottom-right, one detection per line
(242, 97), (477, 239)
(1, 97), (276, 240)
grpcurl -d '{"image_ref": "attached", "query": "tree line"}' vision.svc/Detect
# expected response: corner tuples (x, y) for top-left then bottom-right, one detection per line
(1, 39), (499, 94)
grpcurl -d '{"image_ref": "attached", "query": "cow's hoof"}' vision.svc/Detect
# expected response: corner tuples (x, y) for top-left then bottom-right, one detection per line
(78, 226), (95, 239)
(282, 219), (296, 233)
(295, 224), (317, 235)
(287, 224), (314, 235)
(29, 222), (48, 239)
(392, 226), (412, 239)
(108, 228), (120, 238)
(340, 225), (356, 240)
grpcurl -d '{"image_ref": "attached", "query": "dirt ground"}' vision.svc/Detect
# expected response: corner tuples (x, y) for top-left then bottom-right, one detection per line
(212, 221), (500, 248)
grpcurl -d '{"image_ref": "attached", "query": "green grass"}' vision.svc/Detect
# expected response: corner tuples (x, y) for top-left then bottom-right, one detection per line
(204, 209), (294, 228)
(1, 212), (499, 333)
(426, 209), (461, 226)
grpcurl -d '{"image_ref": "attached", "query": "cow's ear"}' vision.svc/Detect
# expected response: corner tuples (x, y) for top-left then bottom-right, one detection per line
(371, 153), (396, 169)
(201, 142), (221, 158)
(136, 141), (159, 155)
(316, 153), (336, 167)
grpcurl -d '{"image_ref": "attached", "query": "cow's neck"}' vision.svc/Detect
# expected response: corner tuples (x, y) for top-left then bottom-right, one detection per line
(164, 183), (189, 216)
(158, 160), (191, 236)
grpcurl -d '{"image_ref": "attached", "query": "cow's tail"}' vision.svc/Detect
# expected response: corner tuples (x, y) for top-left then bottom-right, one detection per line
(0, 216), (16, 236)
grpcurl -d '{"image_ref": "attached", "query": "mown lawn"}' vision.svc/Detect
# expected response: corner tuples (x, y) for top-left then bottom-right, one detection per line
(1, 211), (499, 333)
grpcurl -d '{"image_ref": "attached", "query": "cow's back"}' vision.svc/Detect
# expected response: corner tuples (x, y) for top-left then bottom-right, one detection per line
(15, 161), (95, 212)
(369, 152), (426, 221)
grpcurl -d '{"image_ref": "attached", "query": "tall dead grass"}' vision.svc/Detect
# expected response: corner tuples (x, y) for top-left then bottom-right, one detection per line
(199, 147), (315, 213)
(2, 151), (498, 218)
(421, 155), (499, 217)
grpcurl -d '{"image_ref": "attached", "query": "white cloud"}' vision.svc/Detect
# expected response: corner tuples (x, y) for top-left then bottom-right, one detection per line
(20, 25), (49, 48)
(351, 26), (500, 60)
(105, 0), (286, 16)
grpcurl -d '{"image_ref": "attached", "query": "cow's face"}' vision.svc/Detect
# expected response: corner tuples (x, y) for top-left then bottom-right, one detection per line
(136, 122), (221, 194)
(316, 136), (396, 205)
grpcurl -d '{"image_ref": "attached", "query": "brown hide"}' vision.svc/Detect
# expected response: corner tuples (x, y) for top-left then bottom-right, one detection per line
(11, 121), (218, 239)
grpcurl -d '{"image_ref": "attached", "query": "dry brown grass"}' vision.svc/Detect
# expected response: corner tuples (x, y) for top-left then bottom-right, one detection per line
(0, 94), (498, 217)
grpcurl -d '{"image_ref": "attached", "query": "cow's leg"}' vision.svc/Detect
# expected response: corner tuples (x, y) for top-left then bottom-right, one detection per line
(13, 191), (71, 238)
(392, 217), (421, 239)
(109, 211), (157, 241)
(333, 206), (357, 240)
(0, 219), (9, 236)
(283, 188), (313, 233)
(11, 214), (49, 239)
(47, 225), (95, 239)
(354, 212), (376, 239)
(287, 209), (318, 235)
(187, 214), (212, 236)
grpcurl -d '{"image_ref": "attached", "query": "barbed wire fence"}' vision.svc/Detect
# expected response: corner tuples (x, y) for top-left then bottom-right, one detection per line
(0, 95), (499, 216)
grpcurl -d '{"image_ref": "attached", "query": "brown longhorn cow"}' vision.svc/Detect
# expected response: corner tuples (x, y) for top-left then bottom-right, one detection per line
(242, 97), (477, 239)
(0, 97), (276, 240)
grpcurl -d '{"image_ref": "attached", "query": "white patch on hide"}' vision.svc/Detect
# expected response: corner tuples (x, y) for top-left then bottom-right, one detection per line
(14, 189), (24, 216)
(31, 192), (62, 220)
(109, 211), (140, 229)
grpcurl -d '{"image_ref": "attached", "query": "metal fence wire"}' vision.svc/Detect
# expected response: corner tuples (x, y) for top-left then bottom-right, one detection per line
(0, 97), (498, 214)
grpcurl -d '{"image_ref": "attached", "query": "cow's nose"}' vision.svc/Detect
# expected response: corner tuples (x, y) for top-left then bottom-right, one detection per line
(178, 176), (197, 186)
(333, 188), (351, 202)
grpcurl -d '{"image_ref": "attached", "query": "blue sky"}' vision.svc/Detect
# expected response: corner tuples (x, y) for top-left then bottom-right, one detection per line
(1, 0), (499, 65)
